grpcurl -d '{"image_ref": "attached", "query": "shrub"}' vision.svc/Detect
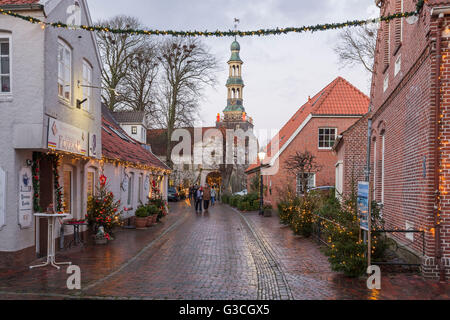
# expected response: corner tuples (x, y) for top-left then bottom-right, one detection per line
(135, 206), (149, 218)
(238, 201), (249, 211)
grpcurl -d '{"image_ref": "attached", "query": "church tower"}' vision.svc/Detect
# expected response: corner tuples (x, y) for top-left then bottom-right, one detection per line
(216, 39), (254, 131)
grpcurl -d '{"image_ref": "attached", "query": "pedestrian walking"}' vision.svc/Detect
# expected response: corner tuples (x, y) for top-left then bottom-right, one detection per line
(211, 187), (216, 206)
(195, 186), (203, 213)
(203, 185), (211, 210)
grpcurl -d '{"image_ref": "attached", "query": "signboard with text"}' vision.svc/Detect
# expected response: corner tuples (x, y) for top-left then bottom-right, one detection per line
(357, 182), (369, 231)
(47, 118), (88, 156)
(18, 167), (33, 229)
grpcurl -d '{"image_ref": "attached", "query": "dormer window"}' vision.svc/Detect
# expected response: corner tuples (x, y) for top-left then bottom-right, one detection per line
(131, 126), (137, 135)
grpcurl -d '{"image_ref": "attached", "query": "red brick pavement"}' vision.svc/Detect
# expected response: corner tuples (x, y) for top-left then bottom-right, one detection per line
(0, 202), (448, 300)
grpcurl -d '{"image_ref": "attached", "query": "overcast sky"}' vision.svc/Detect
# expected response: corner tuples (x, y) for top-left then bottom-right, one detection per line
(87, 0), (378, 139)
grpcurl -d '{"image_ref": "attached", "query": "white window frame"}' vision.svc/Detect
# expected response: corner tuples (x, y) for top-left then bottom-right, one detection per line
(82, 59), (93, 113)
(394, 54), (401, 77)
(335, 161), (343, 199)
(127, 172), (134, 206)
(296, 172), (316, 196)
(138, 174), (143, 204)
(318, 127), (337, 149)
(0, 34), (11, 94)
(373, 140), (377, 200)
(131, 126), (137, 135)
(58, 39), (72, 102)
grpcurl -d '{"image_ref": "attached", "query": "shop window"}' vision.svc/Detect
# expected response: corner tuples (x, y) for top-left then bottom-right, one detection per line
(63, 168), (73, 214)
(0, 34), (11, 93)
(87, 170), (96, 200)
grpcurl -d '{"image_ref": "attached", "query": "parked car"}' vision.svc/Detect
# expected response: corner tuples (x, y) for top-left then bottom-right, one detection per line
(233, 189), (248, 196)
(168, 187), (180, 202)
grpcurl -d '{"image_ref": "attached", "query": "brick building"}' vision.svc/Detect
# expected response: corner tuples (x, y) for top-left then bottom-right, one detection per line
(365, 0), (450, 280)
(246, 77), (369, 205)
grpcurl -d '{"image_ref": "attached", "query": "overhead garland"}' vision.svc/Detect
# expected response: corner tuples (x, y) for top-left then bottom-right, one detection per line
(0, 5), (424, 38)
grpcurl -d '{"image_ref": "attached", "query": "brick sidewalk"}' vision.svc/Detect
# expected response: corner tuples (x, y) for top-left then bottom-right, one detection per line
(0, 202), (448, 300)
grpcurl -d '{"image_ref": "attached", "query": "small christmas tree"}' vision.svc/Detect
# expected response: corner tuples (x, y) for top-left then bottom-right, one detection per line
(86, 175), (122, 236)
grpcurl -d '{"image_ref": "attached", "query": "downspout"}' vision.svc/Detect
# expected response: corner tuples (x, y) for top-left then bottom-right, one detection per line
(434, 13), (445, 282)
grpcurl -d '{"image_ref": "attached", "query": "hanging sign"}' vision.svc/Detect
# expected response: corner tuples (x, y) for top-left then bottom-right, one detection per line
(18, 167), (33, 229)
(47, 118), (88, 156)
(0, 167), (5, 230)
(357, 182), (369, 231)
(89, 132), (99, 158)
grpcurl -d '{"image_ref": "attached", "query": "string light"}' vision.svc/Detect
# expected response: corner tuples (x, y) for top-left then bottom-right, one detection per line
(0, 8), (422, 38)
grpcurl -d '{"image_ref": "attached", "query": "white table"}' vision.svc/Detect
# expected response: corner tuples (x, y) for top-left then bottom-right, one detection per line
(30, 213), (72, 270)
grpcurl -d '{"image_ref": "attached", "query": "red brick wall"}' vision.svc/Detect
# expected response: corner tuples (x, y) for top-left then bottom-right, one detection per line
(337, 114), (370, 199)
(264, 117), (362, 205)
(370, 0), (450, 279)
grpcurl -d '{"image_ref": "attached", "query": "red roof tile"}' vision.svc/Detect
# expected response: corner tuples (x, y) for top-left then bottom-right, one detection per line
(102, 116), (170, 171)
(246, 77), (369, 173)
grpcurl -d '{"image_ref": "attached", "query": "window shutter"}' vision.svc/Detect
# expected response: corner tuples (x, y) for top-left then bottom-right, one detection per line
(394, 0), (402, 47)
(383, 21), (390, 68)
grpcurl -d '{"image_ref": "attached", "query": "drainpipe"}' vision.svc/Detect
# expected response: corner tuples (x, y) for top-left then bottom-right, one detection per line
(434, 13), (445, 282)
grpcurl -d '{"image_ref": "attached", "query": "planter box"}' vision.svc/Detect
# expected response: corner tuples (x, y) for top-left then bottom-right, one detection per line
(146, 216), (153, 227)
(135, 217), (148, 229)
(263, 210), (272, 217)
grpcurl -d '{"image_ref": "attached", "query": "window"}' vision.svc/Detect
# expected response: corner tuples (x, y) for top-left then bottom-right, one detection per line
(383, 74), (389, 92)
(127, 173), (134, 205)
(373, 140), (377, 200)
(383, 21), (391, 68)
(319, 128), (337, 149)
(296, 173), (315, 195)
(131, 126), (137, 135)
(394, 0), (403, 49)
(87, 169), (97, 201)
(394, 55), (401, 76)
(82, 60), (92, 112)
(58, 40), (72, 101)
(63, 168), (73, 214)
(335, 162), (343, 199)
(381, 135), (385, 204)
(138, 175), (143, 204)
(0, 35), (11, 93)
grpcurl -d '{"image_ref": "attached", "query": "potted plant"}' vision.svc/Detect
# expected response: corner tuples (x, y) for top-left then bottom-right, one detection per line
(146, 205), (158, 226)
(263, 203), (273, 217)
(135, 206), (149, 229)
(94, 226), (110, 245)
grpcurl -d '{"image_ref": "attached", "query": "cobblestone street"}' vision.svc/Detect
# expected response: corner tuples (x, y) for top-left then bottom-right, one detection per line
(0, 202), (448, 300)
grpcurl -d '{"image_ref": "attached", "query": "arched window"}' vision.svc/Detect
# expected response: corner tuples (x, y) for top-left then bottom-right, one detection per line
(236, 65), (240, 76)
(237, 88), (240, 99)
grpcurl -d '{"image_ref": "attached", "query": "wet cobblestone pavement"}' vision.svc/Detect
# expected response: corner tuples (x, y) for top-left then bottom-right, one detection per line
(0, 202), (448, 300)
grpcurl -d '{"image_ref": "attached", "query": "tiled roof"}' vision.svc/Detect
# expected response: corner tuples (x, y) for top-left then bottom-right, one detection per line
(0, 0), (40, 4)
(112, 111), (146, 124)
(102, 108), (169, 171)
(246, 77), (369, 173)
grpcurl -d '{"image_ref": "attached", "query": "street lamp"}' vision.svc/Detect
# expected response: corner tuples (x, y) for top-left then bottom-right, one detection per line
(258, 152), (266, 216)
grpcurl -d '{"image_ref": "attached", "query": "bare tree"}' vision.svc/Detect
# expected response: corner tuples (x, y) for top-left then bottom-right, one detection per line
(122, 41), (159, 116)
(96, 15), (145, 111)
(284, 150), (323, 196)
(155, 38), (218, 167)
(333, 24), (377, 74)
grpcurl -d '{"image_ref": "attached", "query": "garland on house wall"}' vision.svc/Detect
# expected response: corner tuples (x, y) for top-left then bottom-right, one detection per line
(48, 154), (64, 213)
(0, 8), (424, 38)
(32, 152), (42, 213)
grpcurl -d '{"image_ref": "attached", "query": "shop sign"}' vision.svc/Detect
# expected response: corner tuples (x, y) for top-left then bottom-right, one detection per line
(358, 181), (369, 231)
(89, 132), (100, 158)
(18, 167), (33, 229)
(47, 118), (88, 156)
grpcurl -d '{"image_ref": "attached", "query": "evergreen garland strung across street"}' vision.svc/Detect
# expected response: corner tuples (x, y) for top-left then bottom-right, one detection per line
(0, 7), (424, 38)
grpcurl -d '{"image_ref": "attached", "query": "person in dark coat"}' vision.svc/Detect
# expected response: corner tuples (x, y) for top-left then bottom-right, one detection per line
(195, 186), (203, 213)
(203, 185), (211, 210)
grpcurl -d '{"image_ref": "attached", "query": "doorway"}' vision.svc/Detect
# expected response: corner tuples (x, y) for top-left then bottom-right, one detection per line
(38, 156), (54, 257)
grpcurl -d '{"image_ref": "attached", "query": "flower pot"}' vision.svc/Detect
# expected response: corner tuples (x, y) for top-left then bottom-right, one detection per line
(146, 216), (153, 227)
(135, 217), (148, 229)
(264, 209), (272, 217)
(95, 238), (108, 245)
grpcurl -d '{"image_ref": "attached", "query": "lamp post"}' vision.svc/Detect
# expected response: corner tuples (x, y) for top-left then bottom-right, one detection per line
(258, 152), (266, 216)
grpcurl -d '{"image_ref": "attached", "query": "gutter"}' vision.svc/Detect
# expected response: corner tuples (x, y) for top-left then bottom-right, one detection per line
(432, 11), (446, 282)
(0, 4), (44, 11)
